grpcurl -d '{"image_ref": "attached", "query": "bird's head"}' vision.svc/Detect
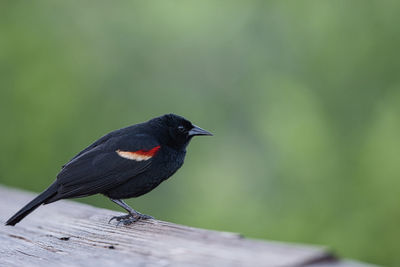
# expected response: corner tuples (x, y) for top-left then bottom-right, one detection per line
(150, 114), (212, 149)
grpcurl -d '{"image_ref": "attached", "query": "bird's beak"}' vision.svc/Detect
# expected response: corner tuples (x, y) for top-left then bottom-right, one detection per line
(188, 125), (213, 136)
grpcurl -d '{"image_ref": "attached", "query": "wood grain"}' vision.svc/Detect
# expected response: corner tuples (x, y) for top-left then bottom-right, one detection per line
(0, 186), (373, 267)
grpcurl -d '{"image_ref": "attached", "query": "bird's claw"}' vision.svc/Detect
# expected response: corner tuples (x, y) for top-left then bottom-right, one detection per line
(108, 213), (153, 226)
(137, 213), (154, 220)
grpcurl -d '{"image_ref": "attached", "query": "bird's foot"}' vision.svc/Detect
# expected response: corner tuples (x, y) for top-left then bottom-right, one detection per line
(108, 212), (154, 226)
(108, 214), (138, 226)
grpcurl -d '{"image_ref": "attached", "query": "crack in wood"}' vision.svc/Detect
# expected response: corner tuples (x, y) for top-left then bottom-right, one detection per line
(16, 249), (39, 258)
(8, 234), (33, 243)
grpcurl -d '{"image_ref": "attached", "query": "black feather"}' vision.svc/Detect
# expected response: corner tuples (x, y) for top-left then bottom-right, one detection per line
(5, 182), (58, 226)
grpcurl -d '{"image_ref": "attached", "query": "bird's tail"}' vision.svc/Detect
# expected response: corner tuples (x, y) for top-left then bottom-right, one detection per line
(5, 182), (58, 226)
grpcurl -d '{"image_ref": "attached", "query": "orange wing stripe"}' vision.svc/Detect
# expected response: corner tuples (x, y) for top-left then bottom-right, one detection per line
(116, 146), (161, 161)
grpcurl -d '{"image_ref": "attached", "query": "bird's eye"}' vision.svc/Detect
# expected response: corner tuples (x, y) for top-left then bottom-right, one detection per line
(177, 125), (185, 132)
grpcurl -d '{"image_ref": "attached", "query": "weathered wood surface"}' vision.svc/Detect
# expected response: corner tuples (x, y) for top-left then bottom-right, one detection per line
(0, 186), (374, 267)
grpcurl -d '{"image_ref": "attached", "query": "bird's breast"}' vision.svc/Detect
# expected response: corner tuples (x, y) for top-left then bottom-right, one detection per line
(155, 148), (186, 179)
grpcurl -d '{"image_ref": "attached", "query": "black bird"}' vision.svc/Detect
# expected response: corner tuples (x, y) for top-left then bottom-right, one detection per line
(6, 114), (212, 226)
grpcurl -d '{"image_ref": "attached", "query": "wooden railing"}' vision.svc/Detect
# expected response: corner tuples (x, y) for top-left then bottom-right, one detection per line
(0, 186), (373, 267)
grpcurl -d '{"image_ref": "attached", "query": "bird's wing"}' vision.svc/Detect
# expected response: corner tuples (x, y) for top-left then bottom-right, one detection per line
(61, 126), (130, 168)
(52, 134), (161, 200)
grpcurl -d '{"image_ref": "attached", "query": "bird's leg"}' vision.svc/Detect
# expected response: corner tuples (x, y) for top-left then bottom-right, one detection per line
(108, 198), (154, 225)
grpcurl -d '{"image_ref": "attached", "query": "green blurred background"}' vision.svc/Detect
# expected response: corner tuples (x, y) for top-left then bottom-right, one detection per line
(1, 1), (399, 266)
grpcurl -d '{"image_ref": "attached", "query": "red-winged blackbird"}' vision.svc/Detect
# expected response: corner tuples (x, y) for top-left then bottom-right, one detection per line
(6, 114), (212, 226)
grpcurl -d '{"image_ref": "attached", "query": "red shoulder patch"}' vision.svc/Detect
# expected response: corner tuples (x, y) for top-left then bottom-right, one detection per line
(116, 146), (161, 161)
